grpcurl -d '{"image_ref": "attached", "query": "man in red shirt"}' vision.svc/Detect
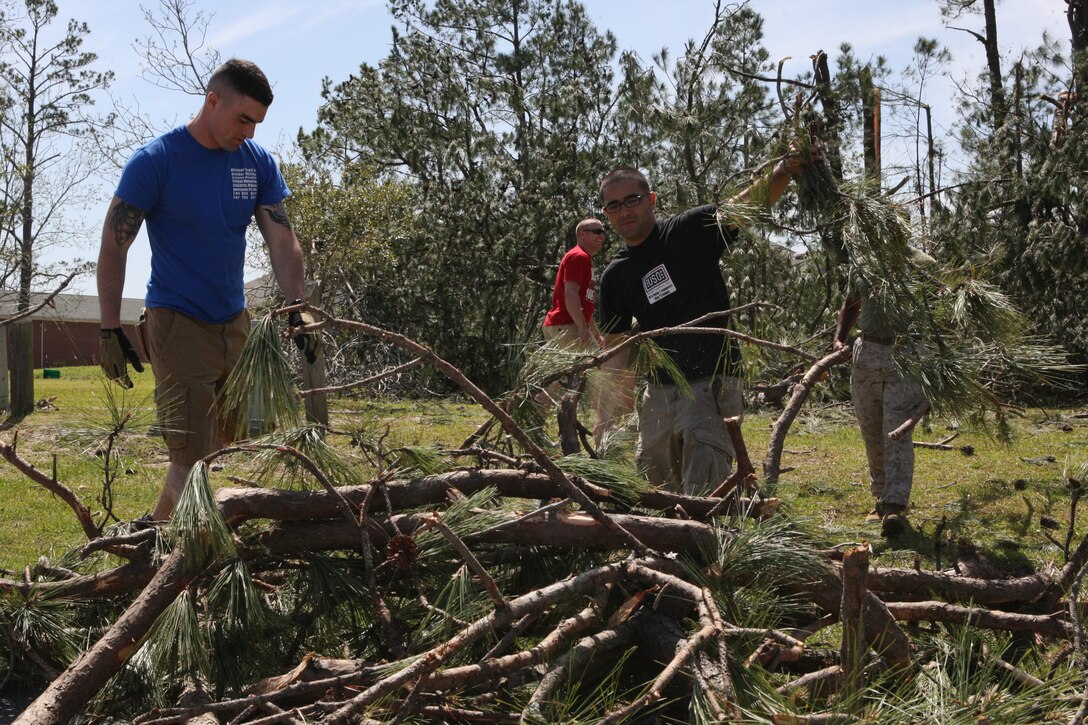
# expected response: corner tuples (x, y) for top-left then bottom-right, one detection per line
(543, 218), (606, 348)
(540, 218), (607, 439)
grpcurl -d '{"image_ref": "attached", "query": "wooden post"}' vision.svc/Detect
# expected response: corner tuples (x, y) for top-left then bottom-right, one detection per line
(301, 287), (328, 428)
(840, 543), (871, 704)
(9, 320), (34, 416)
(0, 327), (10, 412)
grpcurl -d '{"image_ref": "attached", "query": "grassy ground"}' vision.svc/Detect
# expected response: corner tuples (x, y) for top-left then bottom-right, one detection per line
(1, 366), (1085, 578)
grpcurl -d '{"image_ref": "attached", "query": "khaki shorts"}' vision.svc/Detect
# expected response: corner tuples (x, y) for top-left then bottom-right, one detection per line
(137, 306), (251, 467)
(542, 323), (590, 350)
(540, 323), (600, 403)
(637, 375), (744, 495)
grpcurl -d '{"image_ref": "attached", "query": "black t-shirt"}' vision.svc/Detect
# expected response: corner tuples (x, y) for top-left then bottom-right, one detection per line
(598, 204), (740, 384)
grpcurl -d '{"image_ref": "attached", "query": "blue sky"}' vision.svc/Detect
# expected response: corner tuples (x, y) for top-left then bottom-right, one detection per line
(60, 0), (1068, 298)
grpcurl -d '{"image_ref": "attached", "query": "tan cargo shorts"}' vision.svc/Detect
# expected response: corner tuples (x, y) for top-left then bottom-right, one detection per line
(637, 375), (744, 496)
(542, 323), (587, 350)
(137, 306), (251, 467)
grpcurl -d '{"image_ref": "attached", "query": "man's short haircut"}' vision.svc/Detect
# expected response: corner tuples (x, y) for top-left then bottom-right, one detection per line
(208, 58), (274, 107)
(600, 166), (651, 197)
(575, 217), (603, 233)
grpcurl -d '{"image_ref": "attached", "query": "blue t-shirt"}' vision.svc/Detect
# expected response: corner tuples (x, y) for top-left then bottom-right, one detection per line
(115, 126), (290, 323)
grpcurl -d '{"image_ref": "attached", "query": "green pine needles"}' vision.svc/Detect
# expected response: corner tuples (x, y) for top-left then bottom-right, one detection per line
(219, 312), (302, 439)
(833, 179), (1079, 431)
(167, 462), (236, 568)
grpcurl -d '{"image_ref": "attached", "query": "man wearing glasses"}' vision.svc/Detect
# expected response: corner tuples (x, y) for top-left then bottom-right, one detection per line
(597, 158), (803, 495)
(543, 218), (607, 350)
(540, 218), (607, 438)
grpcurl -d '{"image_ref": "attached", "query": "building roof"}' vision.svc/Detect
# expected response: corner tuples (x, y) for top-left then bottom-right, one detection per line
(0, 292), (144, 326)
(0, 275), (282, 327)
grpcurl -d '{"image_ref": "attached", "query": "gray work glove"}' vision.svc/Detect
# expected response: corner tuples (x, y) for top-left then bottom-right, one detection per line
(288, 301), (321, 364)
(99, 327), (144, 388)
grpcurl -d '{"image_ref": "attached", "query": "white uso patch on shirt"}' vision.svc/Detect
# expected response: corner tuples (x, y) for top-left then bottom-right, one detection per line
(643, 264), (677, 304)
(585, 289), (595, 302)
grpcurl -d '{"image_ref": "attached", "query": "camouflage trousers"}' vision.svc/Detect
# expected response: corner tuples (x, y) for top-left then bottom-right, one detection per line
(851, 338), (926, 508)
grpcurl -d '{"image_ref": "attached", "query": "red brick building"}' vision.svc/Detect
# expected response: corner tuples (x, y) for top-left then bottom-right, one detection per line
(0, 276), (279, 370)
(0, 293), (144, 369)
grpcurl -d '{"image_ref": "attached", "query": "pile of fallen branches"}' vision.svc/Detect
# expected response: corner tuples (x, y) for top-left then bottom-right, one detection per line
(4, 310), (1088, 724)
(8, 457), (1088, 723)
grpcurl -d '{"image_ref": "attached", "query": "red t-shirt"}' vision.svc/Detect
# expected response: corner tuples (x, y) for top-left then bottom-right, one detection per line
(543, 244), (594, 326)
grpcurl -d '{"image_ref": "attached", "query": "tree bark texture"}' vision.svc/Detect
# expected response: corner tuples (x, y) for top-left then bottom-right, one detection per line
(8, 321), (34, 417)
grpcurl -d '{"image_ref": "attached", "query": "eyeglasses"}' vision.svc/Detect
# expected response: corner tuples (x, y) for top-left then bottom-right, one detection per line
(601, 193), (650, 214)
(581, 227), (606, 235)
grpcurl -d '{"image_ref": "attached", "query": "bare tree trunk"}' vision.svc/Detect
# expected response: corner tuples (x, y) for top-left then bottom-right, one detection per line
(14, 91), (37, 418)
(1069, 0), (1088, 96)
(861, 68), (880, 182)
(557, 385), (583, 456)
(0, 328), (10, 412)
(9, 321), (34, 416)
(982, 0), (1007, 129)
(839, 545), (870, 702)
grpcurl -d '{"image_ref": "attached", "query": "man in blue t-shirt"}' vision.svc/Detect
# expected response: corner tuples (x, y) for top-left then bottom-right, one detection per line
(96, 59), (316, 520)
(597, 158), (804, 495)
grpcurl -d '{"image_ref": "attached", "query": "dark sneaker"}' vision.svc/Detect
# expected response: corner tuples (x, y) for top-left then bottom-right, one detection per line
(881, 512), (907, 538)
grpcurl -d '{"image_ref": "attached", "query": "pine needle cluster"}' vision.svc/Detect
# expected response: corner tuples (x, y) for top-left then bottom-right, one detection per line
(167, 462), (236, 568)
(219, 313), (302, 439)
(832, 180), (1079, 432)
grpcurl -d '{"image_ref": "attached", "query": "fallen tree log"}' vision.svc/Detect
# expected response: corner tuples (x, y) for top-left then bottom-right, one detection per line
(0, 557), (157, 598)
(6, 300), (1088, 725)
(257, 510), (721, 558)
(216, 468), (779, 524)
(17, 495), (1086, 724)
(0, 472), (777, 602)
(864, 565), (1055, 607)
(14, 542), (200, 725)
(883, 600), (1074, 639)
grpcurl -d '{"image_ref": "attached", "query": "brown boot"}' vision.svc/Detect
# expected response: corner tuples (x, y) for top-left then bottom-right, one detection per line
(880, 503), (908, 538)
(864, 509), (882, 524)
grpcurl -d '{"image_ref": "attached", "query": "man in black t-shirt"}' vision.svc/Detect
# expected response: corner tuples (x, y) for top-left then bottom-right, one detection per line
(597, 161), (802, 495)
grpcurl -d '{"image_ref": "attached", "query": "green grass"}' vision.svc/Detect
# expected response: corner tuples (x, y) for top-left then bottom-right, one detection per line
(1, 366), (1085, 579)
(0, 366), (488, 571)
(745, 404), (1088, 572)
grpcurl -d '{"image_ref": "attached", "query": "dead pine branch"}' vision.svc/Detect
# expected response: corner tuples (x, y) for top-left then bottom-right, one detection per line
(764, 345), (853, 486)
(420, 512), (507, 611)
(708, 416), (757, 501)
(0, 437), (98, 541)
(888, 401), (930, 441)
(317, 309), (650, 554)
(324, 559), (635, 724)
(0, 272), (78, 330)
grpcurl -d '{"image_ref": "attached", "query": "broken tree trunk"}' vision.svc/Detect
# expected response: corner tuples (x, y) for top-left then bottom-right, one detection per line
(839, 544), (870, 700)
(14, 542), (199, 725)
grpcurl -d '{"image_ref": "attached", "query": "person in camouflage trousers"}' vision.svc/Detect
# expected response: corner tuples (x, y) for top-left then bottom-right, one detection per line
(832, 250), (932, 538)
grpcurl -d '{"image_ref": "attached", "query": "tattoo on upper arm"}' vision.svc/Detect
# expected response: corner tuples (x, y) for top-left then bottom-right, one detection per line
(263, 201), (293, 230)
(109, 201), (145, 247)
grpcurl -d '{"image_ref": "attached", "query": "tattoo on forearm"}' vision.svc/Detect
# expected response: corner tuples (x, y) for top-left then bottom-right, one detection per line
(264, 202), (292, 230)
(109, 201), (145, 247)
